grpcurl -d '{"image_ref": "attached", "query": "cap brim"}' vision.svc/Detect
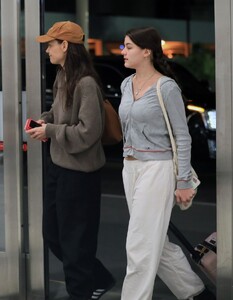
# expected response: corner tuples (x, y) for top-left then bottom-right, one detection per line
(36, 35), (55, 43)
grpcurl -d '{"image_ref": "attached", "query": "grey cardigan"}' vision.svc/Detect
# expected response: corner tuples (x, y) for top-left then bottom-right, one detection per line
(41, 70), (105, 172)
(119, 75), (193, 189)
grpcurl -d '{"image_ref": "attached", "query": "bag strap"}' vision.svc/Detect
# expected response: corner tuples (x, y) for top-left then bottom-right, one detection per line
(156, 77), (178, 175)
(169, 221), (200, 262)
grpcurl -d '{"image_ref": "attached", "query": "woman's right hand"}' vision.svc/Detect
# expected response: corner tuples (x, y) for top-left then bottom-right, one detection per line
(175, 188), (196, 207)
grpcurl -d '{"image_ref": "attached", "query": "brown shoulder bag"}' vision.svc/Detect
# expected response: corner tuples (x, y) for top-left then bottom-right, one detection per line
(102, 99), (122, 145)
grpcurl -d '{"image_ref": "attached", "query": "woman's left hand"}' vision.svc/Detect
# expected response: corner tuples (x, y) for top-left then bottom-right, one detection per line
(175, 188), (196, 207)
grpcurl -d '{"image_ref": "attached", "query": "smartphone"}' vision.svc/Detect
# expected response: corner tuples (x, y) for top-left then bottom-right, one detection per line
(24, 118), (48, 142)
(24, 118), (42, 130)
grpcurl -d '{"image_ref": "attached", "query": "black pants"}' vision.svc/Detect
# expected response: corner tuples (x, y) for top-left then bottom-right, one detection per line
(43, 161), (111, 300)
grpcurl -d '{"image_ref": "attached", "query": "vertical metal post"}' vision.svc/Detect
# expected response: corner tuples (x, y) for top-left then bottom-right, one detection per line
(0, 0), (24, 298)
(76, 0), (89, 42)
(215, 0), (233, 298)
(24, 0), (45, 299)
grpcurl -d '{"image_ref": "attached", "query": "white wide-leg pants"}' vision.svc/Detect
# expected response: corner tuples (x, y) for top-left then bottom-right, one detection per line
(121, 159), (204, 300)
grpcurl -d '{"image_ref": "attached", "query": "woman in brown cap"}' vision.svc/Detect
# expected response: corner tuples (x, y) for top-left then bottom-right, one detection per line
(25, 21), (115, 300)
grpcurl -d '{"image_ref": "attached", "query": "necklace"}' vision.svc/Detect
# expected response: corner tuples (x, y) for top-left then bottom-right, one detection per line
(134, 72), (156, 96)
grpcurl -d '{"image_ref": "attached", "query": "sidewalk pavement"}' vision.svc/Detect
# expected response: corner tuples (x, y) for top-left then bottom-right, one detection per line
(50, 194), (216, 299)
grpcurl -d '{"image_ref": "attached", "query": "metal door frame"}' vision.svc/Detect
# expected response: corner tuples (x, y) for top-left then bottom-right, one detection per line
(215, 0), (233, 298)
(0, 0), (45, 299)
(25, 0), (45, 299)
(0, 0), (25, 298)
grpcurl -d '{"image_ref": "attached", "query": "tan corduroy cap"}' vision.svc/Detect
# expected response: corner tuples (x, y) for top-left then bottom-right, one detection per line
(36, 21), (85, 44)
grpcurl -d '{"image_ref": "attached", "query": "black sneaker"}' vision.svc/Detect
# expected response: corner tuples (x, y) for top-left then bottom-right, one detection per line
(193, 287), (216, 300)
(91, 277), (116, 300)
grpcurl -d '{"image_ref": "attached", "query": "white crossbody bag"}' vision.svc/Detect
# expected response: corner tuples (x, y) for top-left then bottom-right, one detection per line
(156, 77), (200, 210)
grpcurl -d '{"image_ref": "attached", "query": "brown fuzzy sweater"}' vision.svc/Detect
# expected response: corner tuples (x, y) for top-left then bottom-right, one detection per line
(41, 70), (106, 172)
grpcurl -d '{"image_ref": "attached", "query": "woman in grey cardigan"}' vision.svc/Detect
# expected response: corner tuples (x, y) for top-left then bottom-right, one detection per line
(25, 21), (114, 300)
(119, 27), (215, 300)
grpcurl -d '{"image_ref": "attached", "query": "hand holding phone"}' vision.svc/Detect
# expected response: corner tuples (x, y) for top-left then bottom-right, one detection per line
(24, 118), (48, 142)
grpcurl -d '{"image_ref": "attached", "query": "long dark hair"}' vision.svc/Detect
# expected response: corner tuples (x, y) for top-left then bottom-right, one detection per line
(125, 27), (187, 102)
(125, 27), (177, 81)
(57, 40), (104, 107)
